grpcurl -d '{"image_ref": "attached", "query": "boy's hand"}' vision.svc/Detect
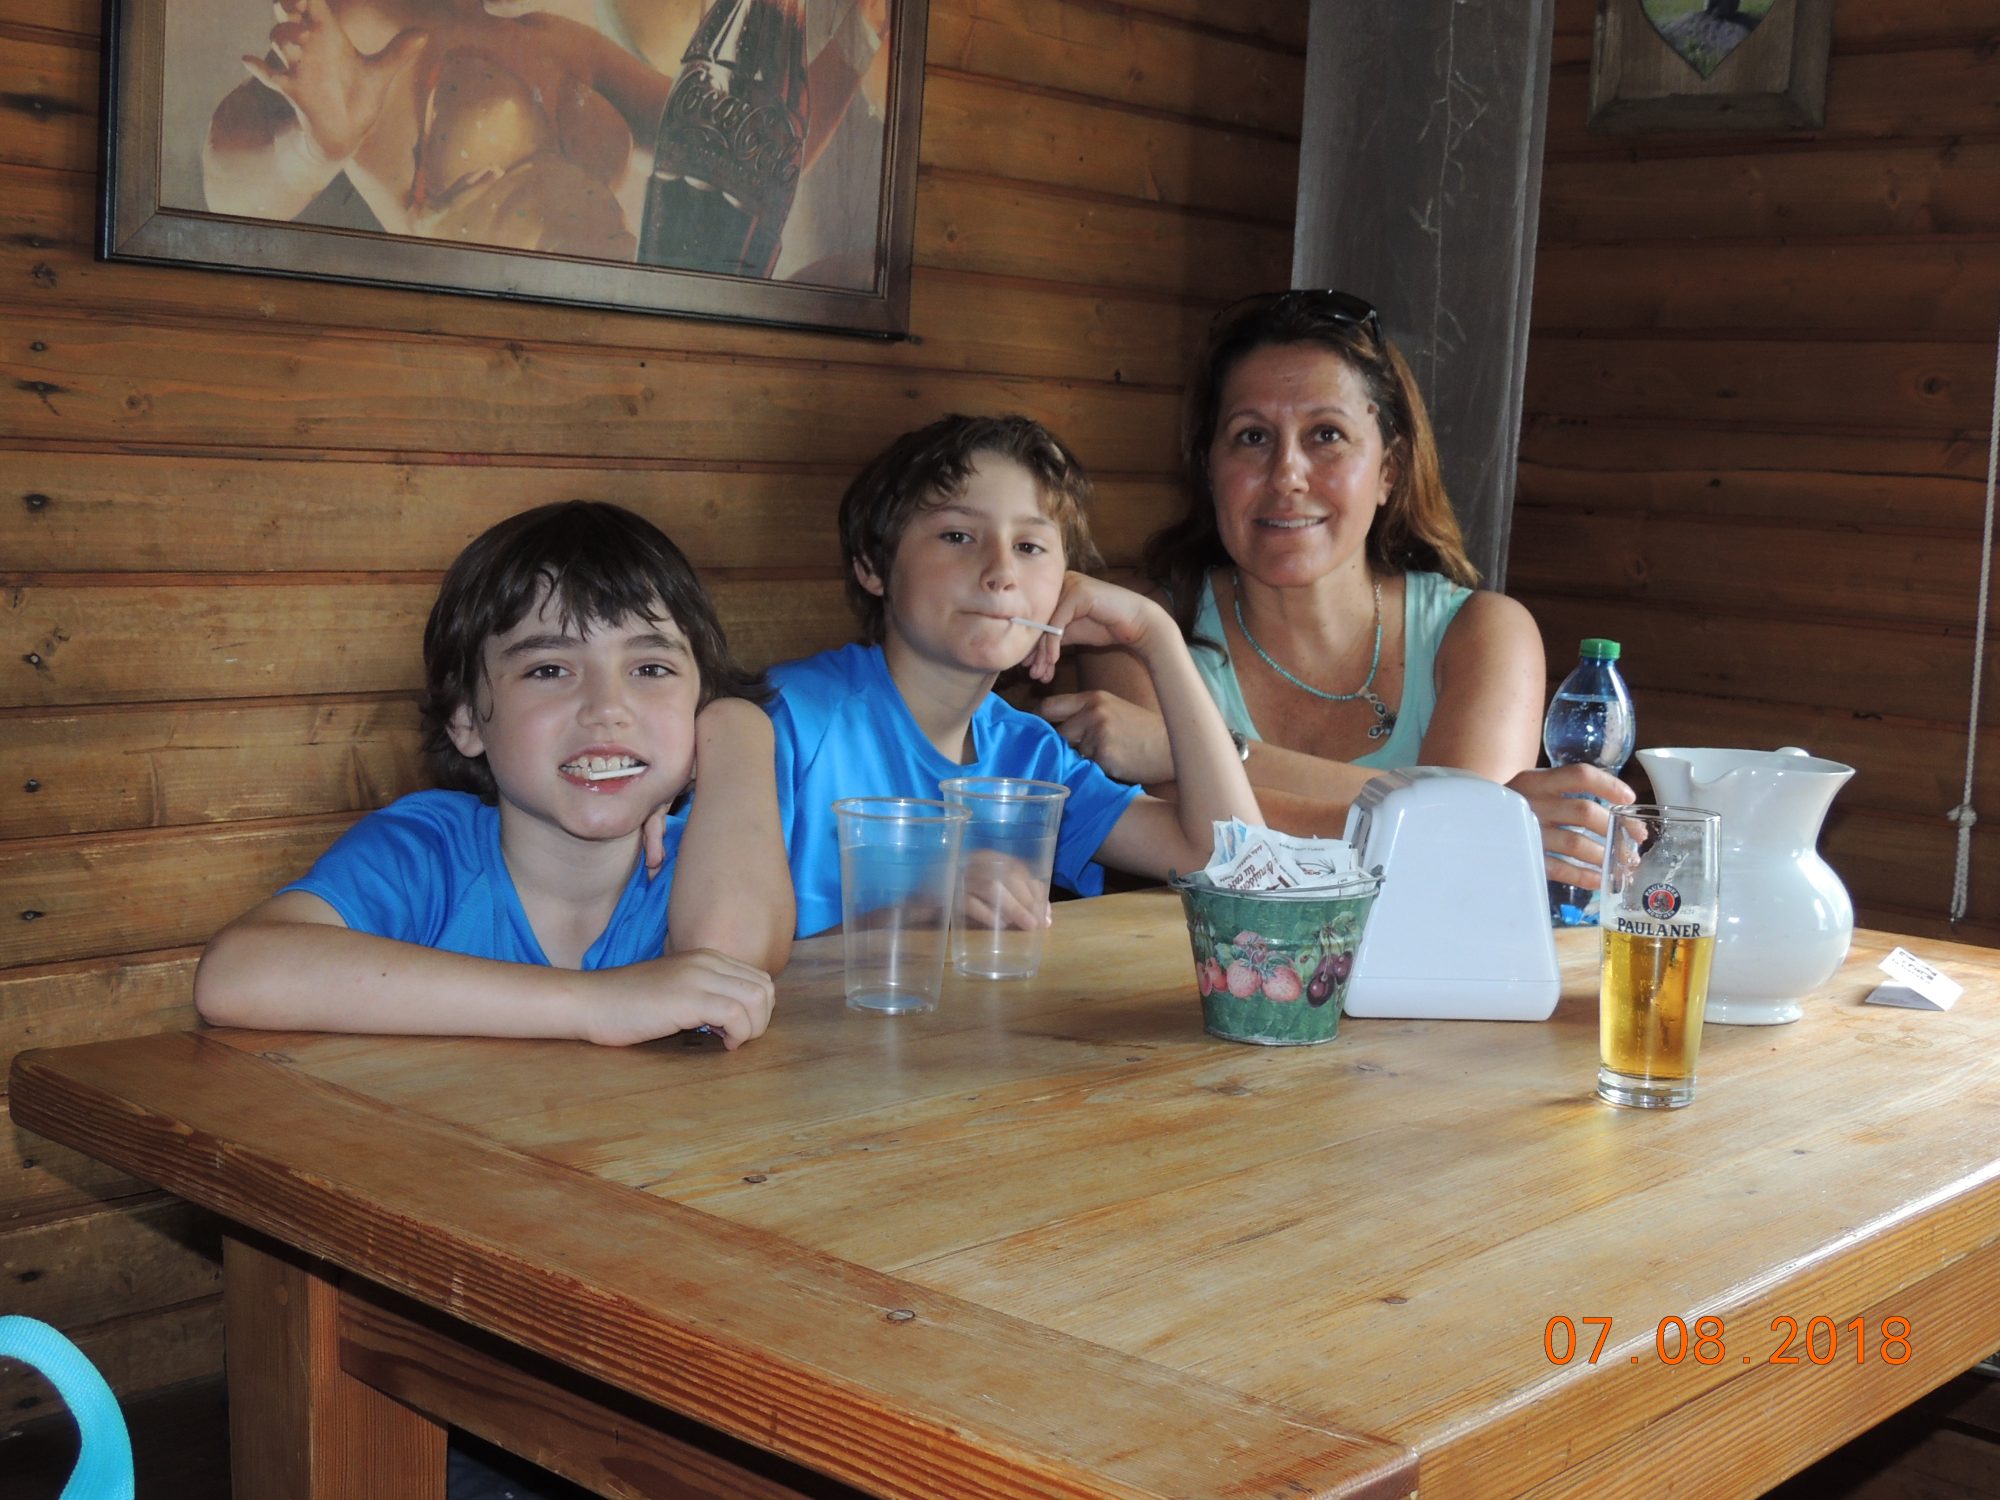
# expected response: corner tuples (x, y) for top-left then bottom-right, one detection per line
(577, 949), (776, 1048)
(1038, 690), (1174, 785)
(1022, 573), (1168, 683)
(957, 848), (1055, 932)
(642, 804), (671, 878)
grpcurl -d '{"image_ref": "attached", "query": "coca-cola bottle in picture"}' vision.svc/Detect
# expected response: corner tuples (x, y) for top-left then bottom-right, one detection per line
(638, 0), (810, 278)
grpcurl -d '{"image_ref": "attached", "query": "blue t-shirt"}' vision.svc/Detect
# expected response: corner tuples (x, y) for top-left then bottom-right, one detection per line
(280, 789), (682, 968)
(767, 644), (1144, 936)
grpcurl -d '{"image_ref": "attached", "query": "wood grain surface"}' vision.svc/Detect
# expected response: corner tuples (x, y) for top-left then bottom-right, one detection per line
(12, 891), (2000, 1497)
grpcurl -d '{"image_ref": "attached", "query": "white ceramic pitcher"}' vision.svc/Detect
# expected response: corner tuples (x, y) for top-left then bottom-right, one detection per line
(1634, 747), (1855, 1025)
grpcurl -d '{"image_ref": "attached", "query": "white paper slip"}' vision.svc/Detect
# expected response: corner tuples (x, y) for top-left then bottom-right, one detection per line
(1863, 947), (1963, 1012)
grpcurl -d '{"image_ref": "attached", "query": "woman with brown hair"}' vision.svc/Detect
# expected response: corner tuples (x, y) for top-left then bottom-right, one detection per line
(1047, 290), (1631, 882)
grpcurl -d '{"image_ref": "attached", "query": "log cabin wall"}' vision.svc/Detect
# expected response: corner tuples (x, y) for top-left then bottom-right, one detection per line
(1515, 0), (2000, 945)
(0, 0), (1305, 1426)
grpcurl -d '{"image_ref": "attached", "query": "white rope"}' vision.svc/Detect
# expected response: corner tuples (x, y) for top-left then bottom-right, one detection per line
(1949, 319), (2000, 925)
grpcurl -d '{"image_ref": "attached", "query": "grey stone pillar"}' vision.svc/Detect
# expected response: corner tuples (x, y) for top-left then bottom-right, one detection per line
(1293, 0), (1555, 587)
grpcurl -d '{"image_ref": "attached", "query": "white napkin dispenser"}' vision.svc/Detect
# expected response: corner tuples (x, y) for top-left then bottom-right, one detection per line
(1339, 767), (1560, 1020)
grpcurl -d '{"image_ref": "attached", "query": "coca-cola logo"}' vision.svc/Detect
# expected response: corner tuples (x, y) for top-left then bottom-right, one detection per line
(663, 67), (802, 193)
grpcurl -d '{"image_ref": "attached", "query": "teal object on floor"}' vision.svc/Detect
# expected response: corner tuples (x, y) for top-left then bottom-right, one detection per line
(0, 1315), (135, 1499)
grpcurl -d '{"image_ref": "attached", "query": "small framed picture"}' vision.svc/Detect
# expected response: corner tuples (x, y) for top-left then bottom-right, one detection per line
(1588, 0), (1833, 133)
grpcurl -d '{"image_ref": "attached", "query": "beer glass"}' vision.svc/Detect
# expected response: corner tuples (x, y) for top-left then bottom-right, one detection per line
(1597, 805), (1722, 1109)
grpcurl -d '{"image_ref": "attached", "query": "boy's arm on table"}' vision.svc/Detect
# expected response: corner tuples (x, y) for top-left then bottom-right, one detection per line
(1026, 575), (1262, 880)
(666, 699), (795, 974)
(193, 891), (774, 1049)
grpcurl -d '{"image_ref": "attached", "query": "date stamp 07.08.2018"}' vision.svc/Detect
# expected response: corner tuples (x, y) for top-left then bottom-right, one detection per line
(1544, 1315), (1913, 1368)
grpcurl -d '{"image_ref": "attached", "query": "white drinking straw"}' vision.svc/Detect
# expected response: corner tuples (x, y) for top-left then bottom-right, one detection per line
(1009, 617), (1063, 637)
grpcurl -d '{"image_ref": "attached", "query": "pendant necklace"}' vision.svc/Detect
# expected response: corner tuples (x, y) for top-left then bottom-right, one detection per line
(1231, 571), (1397, 740)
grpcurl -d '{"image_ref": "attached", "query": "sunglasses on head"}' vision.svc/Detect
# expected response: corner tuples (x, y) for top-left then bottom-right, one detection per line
(1211, 289), (1384, 349)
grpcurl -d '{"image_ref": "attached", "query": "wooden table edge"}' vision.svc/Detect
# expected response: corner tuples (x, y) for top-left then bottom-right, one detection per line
(10, 1033), (1418, 1500)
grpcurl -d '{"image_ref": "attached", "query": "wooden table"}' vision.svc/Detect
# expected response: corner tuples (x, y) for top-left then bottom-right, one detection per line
(12, 890), (2000, 1499)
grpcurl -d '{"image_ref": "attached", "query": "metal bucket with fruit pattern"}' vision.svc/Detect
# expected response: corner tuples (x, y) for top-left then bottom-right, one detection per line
(1172, 871), (1382, 1045)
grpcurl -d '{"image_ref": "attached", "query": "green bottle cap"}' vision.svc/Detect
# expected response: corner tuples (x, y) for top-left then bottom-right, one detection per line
(1580, 638), (1621, 660)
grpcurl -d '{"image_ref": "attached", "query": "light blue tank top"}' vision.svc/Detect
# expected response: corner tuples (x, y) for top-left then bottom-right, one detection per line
(1189, 570), (1473, 769)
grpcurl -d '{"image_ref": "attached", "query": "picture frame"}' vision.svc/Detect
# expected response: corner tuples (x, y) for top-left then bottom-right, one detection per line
(99, 0), (928, 337)
(1587, 0), (1833, 133)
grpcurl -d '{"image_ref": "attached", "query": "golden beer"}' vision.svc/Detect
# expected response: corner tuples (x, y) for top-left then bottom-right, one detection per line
(1599, 927), (1714, 1106)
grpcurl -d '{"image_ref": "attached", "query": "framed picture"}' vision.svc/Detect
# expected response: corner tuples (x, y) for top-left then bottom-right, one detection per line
(100, 0), (927, 336)
(1587, 0), (1833, 133)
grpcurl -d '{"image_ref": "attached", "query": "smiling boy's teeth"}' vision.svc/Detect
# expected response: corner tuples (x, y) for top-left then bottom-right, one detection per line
(563, 755), (646, 780)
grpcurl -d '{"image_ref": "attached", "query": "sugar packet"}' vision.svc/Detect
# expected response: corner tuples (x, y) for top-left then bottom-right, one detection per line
(1203, 819), (1371, 894)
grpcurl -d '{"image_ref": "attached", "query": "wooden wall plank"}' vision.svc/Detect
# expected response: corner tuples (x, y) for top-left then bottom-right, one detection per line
(1518, 422), (1994, 495)
(1520, 595), (2000, 730)
(0, 1295), (222, 1434)
(0, 1196), (221, 1329)
(1, 950), (205, 1069)
(0, 0), (95, 32)
(1522, 337), (1992, 434)
(0, 447), (853, 574)
(1508, 509), (1987, 629)
(1534, 238), (2000, 336)
(1825, 809), (2000, 927)
(0, 700), (419, 840)
(3, 949), (199, 1223)
(1516, 458), (1985, 532)
(1627, 689), (1992, 823)
(927, 0), (1306, 133)
(0, 451), (1178, 575)
(0, 316), (1183, 469)
(1539, 143), (2000, 243)
(0, 165), (1228, 384)
(924, 71), (1298, 219)
(3, 579), (857, 709)
(0, 31), (84, 175)
(0, 819), (354, 968)
(3, 1113), (157, 1223)
(1104, 0), (1306, 49)
(917, 170), (1291, 297)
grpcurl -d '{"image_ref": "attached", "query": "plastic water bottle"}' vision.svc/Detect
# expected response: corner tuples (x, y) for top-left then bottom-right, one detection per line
(1543, 637), (1636, 927)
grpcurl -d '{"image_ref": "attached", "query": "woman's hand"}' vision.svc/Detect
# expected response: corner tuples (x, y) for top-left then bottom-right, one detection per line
(1038, 690), (1175, 786)
(1505, 764), (1637, 889)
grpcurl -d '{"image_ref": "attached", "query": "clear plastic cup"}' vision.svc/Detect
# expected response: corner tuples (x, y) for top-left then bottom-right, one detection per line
(939, 777), (1070, 980)
(834, 797), (970, 1014)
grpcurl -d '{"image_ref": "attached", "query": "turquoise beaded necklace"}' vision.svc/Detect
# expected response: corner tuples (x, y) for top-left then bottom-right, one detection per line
(1231, 571), (1397, 740)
